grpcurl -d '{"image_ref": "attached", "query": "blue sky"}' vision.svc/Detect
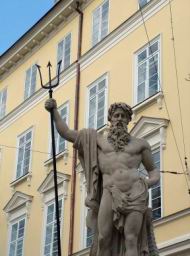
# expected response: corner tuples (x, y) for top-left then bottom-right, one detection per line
(0, 0), (54, 55)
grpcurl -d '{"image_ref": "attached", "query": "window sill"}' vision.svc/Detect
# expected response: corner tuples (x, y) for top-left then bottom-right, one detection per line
(132, 91), (164, 119)
(10, 172), (32, 188)
(44, 149), (69, 166)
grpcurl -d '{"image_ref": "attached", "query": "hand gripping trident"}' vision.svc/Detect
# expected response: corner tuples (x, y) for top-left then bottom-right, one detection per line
(36, 60), (62, 256)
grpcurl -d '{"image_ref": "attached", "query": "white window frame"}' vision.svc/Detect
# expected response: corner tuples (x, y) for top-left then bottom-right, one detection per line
(139, 145), (162, 220)
(43, 198), (63, 256)
(79, 169), (93, 249)
(24, 64), (37, 100)
(57, 33), (71, 72)
(49, 102), (69, 156)
(15, 128), (33, 180)
(130, 117), (169, 221)
(38, 170), (70, 256)
(92, 0), (110, 46)
(4, 192), (32, 256)
(134, 36), (161, 105)
(86, 74), (108, 129)
(8, 216), (26, 256)
(0, 87), (7, 120)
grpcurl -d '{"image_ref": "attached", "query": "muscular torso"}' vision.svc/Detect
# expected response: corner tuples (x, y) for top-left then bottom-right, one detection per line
(97, 134), (146, 193)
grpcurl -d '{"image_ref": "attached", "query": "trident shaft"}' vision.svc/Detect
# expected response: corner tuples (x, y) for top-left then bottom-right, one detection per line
(36, 60), (62, 256)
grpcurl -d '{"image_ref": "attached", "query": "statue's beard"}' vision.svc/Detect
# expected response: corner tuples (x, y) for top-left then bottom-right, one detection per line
(107, 121), (130, 152)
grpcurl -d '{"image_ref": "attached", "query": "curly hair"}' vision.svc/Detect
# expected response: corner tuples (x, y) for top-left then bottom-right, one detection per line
(108, 102), (133, 122)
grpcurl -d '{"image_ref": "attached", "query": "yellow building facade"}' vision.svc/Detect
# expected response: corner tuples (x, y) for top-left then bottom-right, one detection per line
(0, 0), (190, 255)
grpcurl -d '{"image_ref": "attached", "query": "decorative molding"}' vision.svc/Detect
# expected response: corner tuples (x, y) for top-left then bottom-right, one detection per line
(38, 170), (70, 199)
(44, 149), (69, 167)
(154, 207), (190, 227)
(3, 191), (33, 220)
(10, 172), (32, 188)
(0, 0), (86, 78)
(132, 92), (164, 120)
(130, 115), (169, 137)
(158, 233), (190, 256)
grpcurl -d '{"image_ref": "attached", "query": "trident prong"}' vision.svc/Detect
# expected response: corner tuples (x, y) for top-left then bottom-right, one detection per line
(36, 60), (62, 90)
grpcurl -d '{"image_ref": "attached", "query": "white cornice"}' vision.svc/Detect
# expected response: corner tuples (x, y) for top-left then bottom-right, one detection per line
(0, 0), (170, 131)
(0, 0), (86, 78)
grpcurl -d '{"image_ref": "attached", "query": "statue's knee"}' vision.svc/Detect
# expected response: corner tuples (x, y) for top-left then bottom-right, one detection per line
(125, 234), (138, 246)
(98, 234), (111, 247)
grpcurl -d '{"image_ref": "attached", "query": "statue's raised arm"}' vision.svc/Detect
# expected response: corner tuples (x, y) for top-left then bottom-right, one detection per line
(44, 98), (78, 143)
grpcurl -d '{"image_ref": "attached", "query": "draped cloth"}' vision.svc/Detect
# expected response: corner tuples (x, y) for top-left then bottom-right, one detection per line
(73, 128), (159, 256)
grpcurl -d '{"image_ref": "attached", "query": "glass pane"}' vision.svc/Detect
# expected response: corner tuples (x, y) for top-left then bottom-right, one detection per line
(89, 86), (97, 98)
(149, 41), (158, 55)
(64, 34), (71, 69)
(45, 225), (53, 244)
(137, 83), (145, 103)
(152, 197), (161, 209)
(24, 68), (31, 99)
(30, 65), (37, 95)
(152, 208), (161, 220)
(59, 138), (65, 152)
(44, 244), (51, 255)
(152, 186), (161, 199)
(139, 0), (148, 8)
(138, 50), (147, 63)
(11, 223), (18, 241)
(101, 0), (109, 39)
(9, 243), (16, 256)
(26, 131), (32, 141)
(149, 55), (158, 77)
(97, 117), (104, 128)
(60, 107), (67, 117)
(89, 97), (96, 116)
(98, 79), (106, 91)
(57, 41), (64, 64)
(92, 7), (101, 45)
(138, 62), (146, 84)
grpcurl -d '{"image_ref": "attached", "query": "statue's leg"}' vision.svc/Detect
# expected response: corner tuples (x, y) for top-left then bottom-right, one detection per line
(97, 189), (113, 256)
(124, 211), (143, 256)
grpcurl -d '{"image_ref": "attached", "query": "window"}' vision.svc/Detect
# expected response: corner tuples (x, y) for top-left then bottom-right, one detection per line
(92, 0), (109, 46)
(86, 221), (93, 248)
(79, 169), (93, 249)
(16, 129), (32, 179)
(57, 33), (71, 71)
(135, 38), (160, 104)
(139, 149), (161, 220)
(139, 0), (151, 8)
(24, 64), (37, 100)
(9, 218), (26, 256)
(0, 88), (7, 119)
(43, 199), (63, 256)
(53, 103), (68, 155)
(87, 75), (108, 129)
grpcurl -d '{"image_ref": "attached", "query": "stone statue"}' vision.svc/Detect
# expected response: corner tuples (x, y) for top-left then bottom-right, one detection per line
(45, 99), (160, 256)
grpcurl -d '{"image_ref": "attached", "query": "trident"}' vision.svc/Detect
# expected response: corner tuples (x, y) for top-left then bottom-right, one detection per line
(36, 60), (62, 256)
